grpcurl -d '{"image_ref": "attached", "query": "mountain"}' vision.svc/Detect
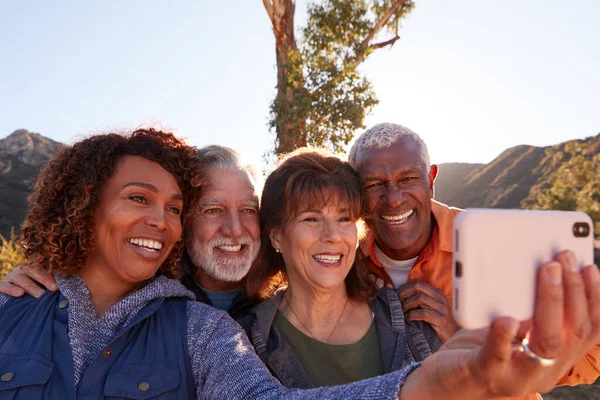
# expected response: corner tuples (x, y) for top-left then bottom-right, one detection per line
(435, 134), (600, 210)
(0, 130), (62, 237)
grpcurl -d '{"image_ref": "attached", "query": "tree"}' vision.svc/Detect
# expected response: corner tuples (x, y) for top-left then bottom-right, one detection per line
(534, 143), (600, 233)
(262, 0), (414, 155)
(0, 229), (23, 279)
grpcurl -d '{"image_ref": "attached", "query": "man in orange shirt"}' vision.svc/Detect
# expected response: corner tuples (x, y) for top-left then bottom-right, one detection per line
(348, 122), (599, 386)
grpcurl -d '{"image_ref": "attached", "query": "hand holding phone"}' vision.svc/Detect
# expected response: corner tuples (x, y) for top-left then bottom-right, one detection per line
(452, 209), (594, 329)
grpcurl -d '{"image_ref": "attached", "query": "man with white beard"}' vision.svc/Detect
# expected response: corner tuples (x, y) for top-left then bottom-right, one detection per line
(179, 145), (261, 318)
(0, 145), (262, 320)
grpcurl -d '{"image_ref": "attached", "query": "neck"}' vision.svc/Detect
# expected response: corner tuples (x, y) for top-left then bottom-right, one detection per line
(79, 265), (144, 317)
(282, 283), (349, 328)
(195, 268), (241, 292)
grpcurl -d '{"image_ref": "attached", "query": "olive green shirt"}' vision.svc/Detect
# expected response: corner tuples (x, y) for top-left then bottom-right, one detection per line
(273, 311), (384, 387)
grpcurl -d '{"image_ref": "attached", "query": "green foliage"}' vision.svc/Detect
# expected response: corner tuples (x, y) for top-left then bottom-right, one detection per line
(0, 229), (23, 279)
(533, 141), (600, 233)
(269, 0), (414, 154)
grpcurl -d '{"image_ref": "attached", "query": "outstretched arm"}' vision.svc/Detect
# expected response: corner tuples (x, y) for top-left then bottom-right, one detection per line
(401, 251), (600, 399)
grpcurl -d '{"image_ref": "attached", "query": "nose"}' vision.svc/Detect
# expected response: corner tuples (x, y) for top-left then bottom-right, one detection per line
(384, 183), (406, 209)
(145, 205), (167, 230)
(320, 219), (342, 243)
(221, 210), (244, 239)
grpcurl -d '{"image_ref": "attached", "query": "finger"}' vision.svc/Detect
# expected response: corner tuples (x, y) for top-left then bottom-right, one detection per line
(557, 251), (591, 342)
(406, 308), (444, 327)
(21, 264), (57, 291)
(402, 292), (447, 314)
(5, 272), (46, 298)
(479, 317), (519, 366)
(528, 261), (564, 359)
(398, 280), (446, 302)
(0, 282), (25, 297)
(581, 265), (600, 339)
(516, 319), (532, 341)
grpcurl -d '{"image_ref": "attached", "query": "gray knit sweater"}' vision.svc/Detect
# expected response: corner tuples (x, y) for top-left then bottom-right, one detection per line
(0, 275), (420, 399)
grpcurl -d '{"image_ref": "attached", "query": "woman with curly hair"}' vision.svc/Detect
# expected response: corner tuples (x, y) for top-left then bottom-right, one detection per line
(0, 130), (598, 399)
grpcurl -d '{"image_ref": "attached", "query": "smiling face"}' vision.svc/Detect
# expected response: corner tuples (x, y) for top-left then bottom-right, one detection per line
(270, 198), (359, 294)
(354, 136), (438, 260)
(186, 167), (261, 284)
(82, 155), (183, 287)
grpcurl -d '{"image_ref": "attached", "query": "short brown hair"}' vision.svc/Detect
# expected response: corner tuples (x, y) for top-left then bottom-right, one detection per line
(243, 148), (377, 303)
(20, 128), (199, 278)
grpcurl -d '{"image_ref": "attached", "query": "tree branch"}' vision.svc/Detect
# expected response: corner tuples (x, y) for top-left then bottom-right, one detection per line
(358, 0), (407, 52)
(310, 0), (408, 96)
(371, 35), (400, 50)
(263, 0), (274, 23)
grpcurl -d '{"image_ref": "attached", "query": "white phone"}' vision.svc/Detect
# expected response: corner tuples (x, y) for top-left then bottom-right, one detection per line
(452, 209), (595, 330)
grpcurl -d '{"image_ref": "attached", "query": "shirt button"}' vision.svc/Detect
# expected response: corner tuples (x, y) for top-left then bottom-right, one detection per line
(103, 348), (112, 357)
(138, 381), (150, 392)
(0, 372), (14, 382)
(58, 299), (69, 309)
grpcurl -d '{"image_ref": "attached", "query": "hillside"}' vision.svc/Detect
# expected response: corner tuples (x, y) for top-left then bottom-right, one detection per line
(436, 134), (600, 210)
(0, 130), (62, 237)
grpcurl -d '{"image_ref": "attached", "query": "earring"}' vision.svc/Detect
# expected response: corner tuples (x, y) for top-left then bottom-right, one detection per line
(275, 248), (280, 253)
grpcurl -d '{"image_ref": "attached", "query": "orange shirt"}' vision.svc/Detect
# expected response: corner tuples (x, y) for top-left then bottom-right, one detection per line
(359, 199), (600, 387)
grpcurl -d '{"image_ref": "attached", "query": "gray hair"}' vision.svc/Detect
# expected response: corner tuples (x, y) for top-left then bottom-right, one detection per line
(196, 145), (245, 170)
(348, 123), (431, 170)
(195, 145), (261, 183)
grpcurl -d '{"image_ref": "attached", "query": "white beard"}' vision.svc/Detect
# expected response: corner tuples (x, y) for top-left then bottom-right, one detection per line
(187, 236), (260, 282)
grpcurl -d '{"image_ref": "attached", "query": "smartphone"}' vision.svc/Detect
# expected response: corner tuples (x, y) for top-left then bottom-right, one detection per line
(452, 209), (594, 330)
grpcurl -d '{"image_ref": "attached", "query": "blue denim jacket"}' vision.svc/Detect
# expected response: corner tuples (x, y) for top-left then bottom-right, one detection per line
(0, 290), (194, 399)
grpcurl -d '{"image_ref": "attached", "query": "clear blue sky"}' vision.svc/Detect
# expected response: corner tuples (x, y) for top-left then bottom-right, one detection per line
(1, 0), (598, 166)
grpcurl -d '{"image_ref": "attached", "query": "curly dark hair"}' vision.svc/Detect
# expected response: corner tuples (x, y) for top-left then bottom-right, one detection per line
(243, 148), (378, 304)
(20, 128), (200, 279)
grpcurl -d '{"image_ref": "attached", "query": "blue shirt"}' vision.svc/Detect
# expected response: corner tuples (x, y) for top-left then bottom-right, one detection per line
(200, 286), (241, 311)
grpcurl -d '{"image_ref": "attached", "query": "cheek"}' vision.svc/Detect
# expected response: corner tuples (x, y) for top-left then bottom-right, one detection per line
(248, 220), (260, 241)
(191, 220), (219, 245)
(363, 193), (379, 213)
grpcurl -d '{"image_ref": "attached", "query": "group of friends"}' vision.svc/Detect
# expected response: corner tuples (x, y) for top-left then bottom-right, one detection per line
(0, 122), (598, 399)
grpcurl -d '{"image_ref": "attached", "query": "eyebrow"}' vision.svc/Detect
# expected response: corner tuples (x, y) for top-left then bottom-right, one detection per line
(123, 182), (183, 200)
(362, 167), (424, 182)
(242, 199), (260, 208)
(199, 199), (260, 208)
(198, 199), (225, 208)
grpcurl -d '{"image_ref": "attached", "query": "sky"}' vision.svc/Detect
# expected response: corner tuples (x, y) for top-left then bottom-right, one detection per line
(1, 0), (598, 167)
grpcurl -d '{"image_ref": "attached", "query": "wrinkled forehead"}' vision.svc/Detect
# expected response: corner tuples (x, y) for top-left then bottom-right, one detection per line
(188, 167), (259, 218)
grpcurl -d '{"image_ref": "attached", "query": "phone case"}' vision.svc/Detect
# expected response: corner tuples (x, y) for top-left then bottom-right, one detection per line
(452, 209), (594, 329)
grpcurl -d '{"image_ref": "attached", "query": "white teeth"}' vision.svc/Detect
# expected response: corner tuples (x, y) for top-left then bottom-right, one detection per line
(128, 238), (163, 251)
(313, 254), (341, 263)
(217, 245), (242, 252)
(382, 209), (414, 222)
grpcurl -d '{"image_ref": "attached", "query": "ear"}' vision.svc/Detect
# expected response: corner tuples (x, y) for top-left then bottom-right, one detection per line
(269, 228), (282, 252)
(428, 164), (439, 199)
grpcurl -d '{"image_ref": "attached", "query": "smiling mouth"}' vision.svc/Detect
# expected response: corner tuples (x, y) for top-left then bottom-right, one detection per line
(128, 237), (163, 252)
(216, 244), (246, 253)
(381, 209), (414, 225)
(312, 254), (342, 264)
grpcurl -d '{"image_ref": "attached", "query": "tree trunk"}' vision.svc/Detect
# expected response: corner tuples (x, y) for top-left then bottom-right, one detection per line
(264, 0), (307, 154)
